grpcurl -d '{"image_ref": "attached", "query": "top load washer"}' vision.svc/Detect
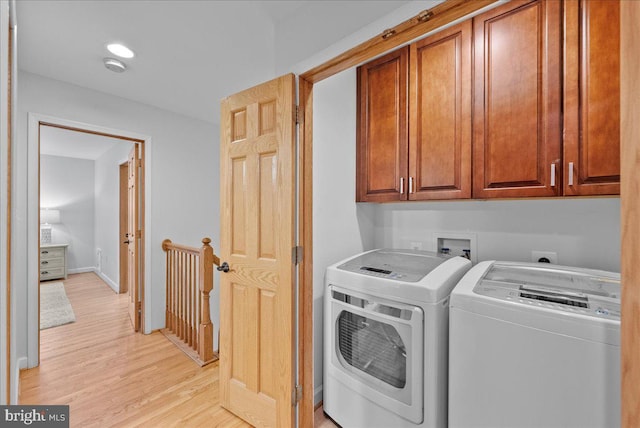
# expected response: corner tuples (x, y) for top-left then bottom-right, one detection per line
(324, 249), (471, 428)
(449, 261), (620, 428)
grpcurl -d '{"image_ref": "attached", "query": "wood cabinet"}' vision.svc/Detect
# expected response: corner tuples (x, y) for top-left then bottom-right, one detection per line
(472, 0), (562, 199)
(40, 243), (68, 281)
(356, 0), (620, 202)
(356, 48), (408, 202)
(563, 0), (620, 196)
(356, 20), (471, 202)
(409, 20), (472, 200)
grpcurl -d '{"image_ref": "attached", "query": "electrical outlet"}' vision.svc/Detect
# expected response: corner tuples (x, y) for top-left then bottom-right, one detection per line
(410, 242), (423, 250)
(531, 251), (558, 264)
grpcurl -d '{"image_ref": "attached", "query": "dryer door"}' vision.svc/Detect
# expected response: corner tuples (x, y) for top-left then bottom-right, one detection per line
(329, 285), (424, 424)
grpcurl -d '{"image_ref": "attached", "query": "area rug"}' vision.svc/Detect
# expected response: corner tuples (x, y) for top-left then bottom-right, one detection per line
(40, 282), (76, 330)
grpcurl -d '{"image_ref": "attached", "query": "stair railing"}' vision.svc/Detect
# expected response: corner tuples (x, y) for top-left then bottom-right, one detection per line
(161, 237), (219, 366)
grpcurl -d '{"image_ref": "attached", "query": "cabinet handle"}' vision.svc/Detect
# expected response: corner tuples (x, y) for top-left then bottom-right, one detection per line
(568, 162), (574, 186)
(550, 163), (556, 187)
(409, 177), (414, 194)
(41, 251), (48, 254)
(399, 177), (404, 194)
(41, 261), (48, 265)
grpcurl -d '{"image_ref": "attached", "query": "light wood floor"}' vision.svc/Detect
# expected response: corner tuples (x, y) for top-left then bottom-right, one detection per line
(21, 272), (337, 427)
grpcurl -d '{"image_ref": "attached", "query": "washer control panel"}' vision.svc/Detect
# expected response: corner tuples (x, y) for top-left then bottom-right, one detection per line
(473, 262), (621, 321)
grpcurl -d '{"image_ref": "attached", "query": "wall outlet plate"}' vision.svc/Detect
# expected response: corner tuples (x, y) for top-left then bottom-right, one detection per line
(531, 250), (558, 264)
(410, 241), (423, 250)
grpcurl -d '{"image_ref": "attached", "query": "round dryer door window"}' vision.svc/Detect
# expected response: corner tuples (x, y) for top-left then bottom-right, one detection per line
(329, 286), (424, 414)
(337, 311), (407, 388)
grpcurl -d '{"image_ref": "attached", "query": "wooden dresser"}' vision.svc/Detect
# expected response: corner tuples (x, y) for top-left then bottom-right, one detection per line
(40, 243), (69, 281)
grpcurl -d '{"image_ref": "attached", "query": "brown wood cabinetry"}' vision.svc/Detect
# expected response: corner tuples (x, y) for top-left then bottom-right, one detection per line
(564, 0), (620, 196)
(356, 21), (471, 202)
(356, 48), (408, 202)
(356, 0), (620, 203)
(409, 20), (472, 200)
(472, 0), (562, 199)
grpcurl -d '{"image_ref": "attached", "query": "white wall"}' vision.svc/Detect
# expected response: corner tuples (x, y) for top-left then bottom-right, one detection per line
(15, 72), (220, 364)
(312, 69), (377, 404)
(94, 141), (133, 291)
(40, 155), (96, 271)
(376, 199), (620, 272)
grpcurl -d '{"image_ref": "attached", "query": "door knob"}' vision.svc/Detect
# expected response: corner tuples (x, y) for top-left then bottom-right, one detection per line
(217, 262), (230, 273)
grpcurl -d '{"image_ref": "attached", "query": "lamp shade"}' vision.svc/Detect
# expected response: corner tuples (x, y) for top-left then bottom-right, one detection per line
(40, 209), (61, 224)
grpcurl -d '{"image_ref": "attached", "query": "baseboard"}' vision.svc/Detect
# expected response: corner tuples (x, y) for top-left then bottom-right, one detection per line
(68, 266), (96, 274)
(314, 384), (323, 407)
(96, 270), (119, 293)
(12, 357), (27, 404)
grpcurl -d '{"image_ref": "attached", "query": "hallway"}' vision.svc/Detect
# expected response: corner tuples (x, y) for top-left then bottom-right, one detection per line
(19, 272), (249, 427)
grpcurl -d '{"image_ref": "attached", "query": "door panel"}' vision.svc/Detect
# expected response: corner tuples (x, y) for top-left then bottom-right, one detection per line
(564, 0), (620, 195)
(473, 0), (562, 198)
(127, 145), (140, 331)
(409, 20), (471, 200)
(220, 74), (296, 428)
(356, 48), (408, 202)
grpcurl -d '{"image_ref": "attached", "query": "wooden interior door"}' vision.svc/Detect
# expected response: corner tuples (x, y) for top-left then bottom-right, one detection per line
(219, 74), (296, 427)
(472, 0), (562, 198)
(127, 145), (140, 331)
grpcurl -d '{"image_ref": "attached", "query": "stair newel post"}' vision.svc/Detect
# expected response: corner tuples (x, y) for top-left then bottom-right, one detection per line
(198, 237), (214, 363)
(162, 239), (173, 331)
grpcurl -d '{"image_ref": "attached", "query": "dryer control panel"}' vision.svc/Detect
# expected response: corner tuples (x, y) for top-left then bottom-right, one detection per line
(473, 262), (620, 320)
(337, 249), (447, 283)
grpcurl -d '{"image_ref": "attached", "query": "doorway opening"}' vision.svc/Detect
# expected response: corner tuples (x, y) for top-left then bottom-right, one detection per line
(28, 113), (150, 367)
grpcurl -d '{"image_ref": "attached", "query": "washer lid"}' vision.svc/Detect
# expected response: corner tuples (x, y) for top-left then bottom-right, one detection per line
(337, 249), (448, 282)
(474, 262), (620, 320)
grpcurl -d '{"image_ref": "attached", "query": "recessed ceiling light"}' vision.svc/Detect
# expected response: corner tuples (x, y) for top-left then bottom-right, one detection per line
(107, 43), (135, 59)
(104, 58), (127, 73)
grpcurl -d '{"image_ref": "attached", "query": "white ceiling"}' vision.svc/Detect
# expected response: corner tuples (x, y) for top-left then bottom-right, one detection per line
(40, 125), (132, 161)
(17, 0), (411, 126)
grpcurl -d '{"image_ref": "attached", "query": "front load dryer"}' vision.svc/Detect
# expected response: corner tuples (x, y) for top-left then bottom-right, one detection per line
(449, 261), (620, 428)
(323, 249), (471, 428)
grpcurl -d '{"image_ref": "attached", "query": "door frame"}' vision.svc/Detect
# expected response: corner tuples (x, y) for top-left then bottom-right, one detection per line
(297, 1), (639, 426)
(27, 112), (152, 368)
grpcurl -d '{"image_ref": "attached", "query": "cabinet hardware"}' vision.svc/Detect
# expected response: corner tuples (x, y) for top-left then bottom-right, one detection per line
(381, 29), (396, 40)
(568, 162), (574, 186)
(417, 10), (434, 22)
(399, 177), (405, 194)
(550, 164), (556, 187)
(409, 177), (414, 194)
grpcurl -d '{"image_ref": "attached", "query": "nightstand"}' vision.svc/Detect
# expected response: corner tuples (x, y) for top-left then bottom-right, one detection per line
(40, 243), (69, 281)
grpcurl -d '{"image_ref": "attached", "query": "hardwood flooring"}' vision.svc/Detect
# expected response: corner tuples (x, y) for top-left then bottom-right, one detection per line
(20, 272), (249, 427)
(20, 272), (337, 427)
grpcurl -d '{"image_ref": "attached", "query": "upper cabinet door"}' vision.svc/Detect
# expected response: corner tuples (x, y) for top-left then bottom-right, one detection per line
(356, 47), (408, 202)
(409, 20), (472, 200)
(564, 0), (620, 196)
(472, 0), (562, 198)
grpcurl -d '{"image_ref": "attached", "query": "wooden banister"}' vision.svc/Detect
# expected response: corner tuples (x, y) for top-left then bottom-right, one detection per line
(198, 238), (214, 363)
(161, 237), (218, 366)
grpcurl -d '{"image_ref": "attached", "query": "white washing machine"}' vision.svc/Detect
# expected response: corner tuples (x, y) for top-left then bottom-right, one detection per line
(449, 261), (620, 428)
(323, 249), (471, 428)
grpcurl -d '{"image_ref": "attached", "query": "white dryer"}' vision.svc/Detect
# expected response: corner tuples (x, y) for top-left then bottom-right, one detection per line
(449, 261), (620, 428)
(324, 249), (471, 428)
